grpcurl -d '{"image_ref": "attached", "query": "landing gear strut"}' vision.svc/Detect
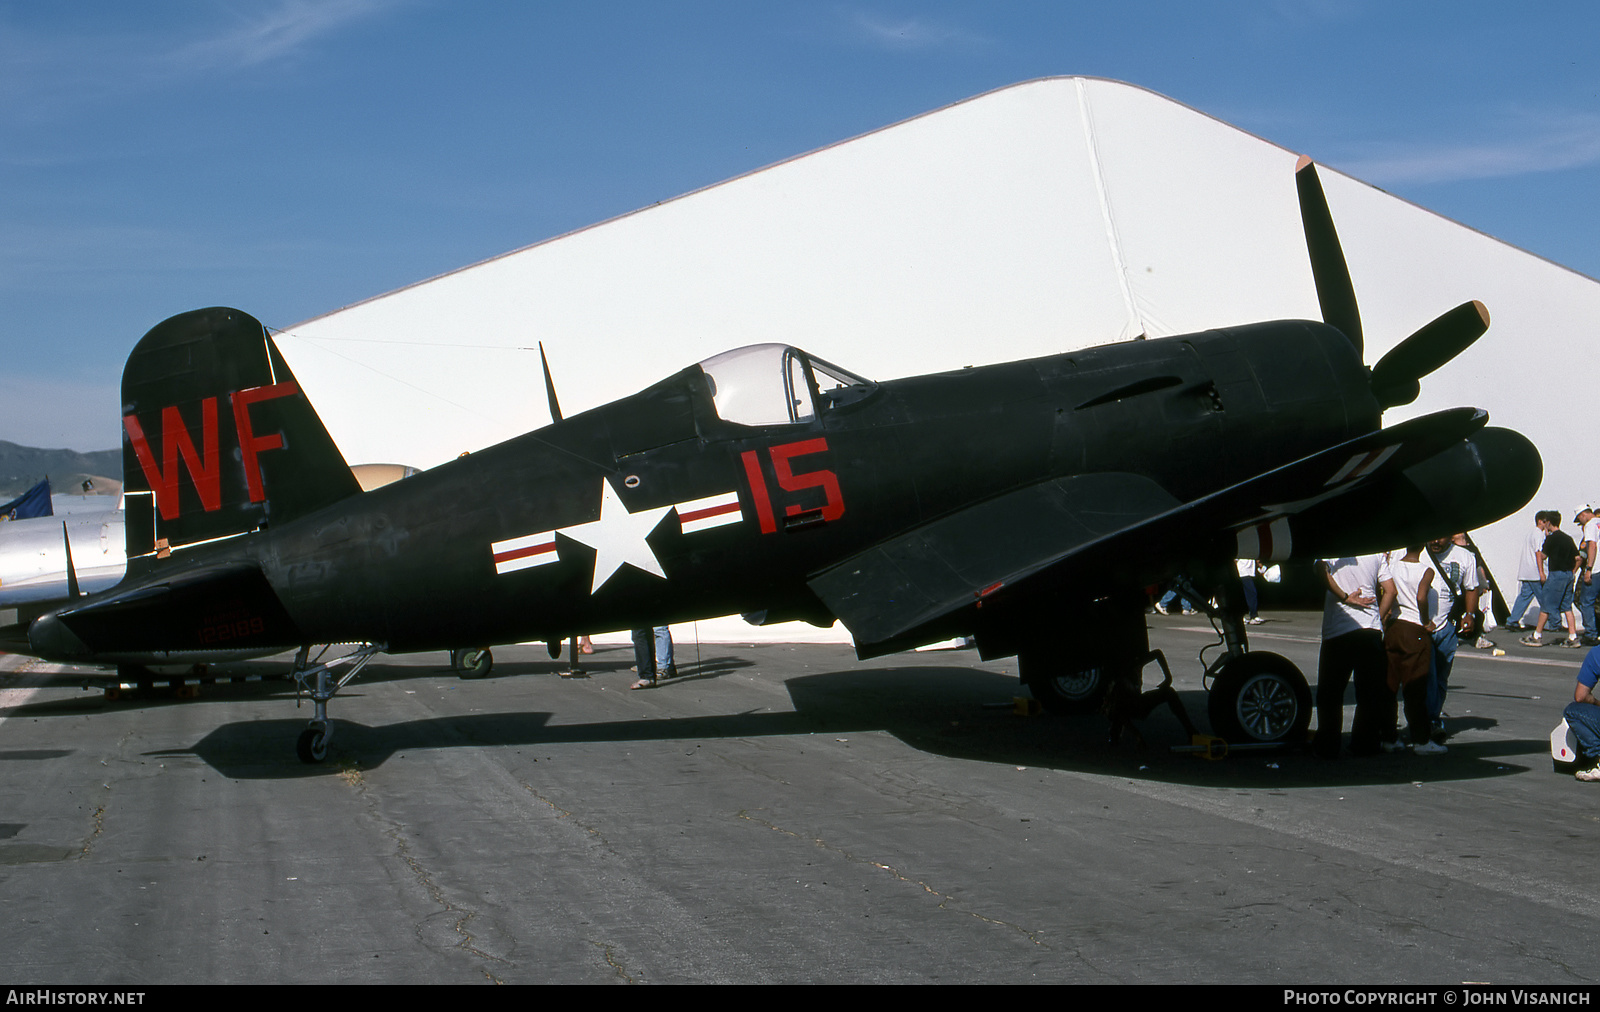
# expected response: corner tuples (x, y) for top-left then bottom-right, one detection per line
(289, 643), (384, 763)
(1187, 576), (1311, 745)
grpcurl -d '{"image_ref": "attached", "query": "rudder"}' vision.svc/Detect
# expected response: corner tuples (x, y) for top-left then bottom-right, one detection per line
(121, 307), (360, 568)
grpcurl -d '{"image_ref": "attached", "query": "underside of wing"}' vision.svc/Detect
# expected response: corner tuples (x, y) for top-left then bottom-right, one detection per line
(807, 471), (1184, 652)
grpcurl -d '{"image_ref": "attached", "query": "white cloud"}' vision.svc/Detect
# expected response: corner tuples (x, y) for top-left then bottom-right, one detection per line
(1338, 109), (1600, 185)
(0, 0), (399, 121)
(843, 9), (992, 51)
(162, 0), (395, 72)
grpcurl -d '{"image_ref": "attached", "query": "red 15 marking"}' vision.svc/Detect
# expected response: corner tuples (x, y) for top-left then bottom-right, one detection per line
(739, 437), (845, 534)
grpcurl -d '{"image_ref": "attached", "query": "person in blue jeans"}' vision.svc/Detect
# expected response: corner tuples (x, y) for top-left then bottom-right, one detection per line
(631, 626), (677, 688)
(1507, 512), (1547, 630)
(1563, 645), (1600, 781)
(654, 626), (676, 679)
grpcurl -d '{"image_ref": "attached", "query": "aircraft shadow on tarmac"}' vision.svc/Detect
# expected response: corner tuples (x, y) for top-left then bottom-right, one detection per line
(83, 661), (1551, 788)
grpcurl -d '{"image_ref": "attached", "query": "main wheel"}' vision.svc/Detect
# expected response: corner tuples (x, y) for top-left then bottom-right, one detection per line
(296, 727), (329, 764)
(1207, 652), (1312, 743)
(1019, 651), (1113, 716)
(457, 648), (492, 679)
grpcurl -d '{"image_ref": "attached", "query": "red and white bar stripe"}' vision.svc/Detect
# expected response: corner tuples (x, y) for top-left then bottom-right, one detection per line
(1236, 516), (1293, 562)
(673, 490), (742, 534)
(493, 488), (742, 577)
(491, 530), (559, 575)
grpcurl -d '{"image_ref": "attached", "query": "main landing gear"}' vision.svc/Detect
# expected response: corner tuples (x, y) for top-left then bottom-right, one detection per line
(289, 643), (384, 764)
(1017, 592), (1151, 718)
(1198, 594), (1312, 746)
(1203, 642), (1312, 745)
(1019, 584), (1312, 747)
(1018, 650), (1114, 715)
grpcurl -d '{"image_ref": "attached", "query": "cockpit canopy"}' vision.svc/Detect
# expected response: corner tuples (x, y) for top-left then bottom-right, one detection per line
(697, 344), (875, 426)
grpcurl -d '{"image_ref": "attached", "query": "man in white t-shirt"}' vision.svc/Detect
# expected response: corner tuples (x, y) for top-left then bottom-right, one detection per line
(1576, 506), (1600, 645)
(1508, 513), (1548, 630)
(1426, 535), (1482, 741)
(1314, 554), (1394, 758)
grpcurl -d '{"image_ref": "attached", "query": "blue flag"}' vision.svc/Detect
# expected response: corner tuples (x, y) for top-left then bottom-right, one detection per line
(0, 477), (52, 521)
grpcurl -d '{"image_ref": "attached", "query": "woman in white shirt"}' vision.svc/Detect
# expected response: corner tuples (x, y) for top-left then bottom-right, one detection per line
(1383, 546), (1446, 754)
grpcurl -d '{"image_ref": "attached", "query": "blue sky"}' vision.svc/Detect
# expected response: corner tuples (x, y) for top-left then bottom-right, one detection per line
(4, 1), (1598, 450)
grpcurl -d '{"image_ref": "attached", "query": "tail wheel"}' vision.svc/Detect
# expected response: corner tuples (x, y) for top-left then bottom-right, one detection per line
(1207, 652), (1311, 743)
(296, 726), (329, 764)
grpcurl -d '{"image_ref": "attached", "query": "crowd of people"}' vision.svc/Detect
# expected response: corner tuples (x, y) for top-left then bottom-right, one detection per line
(1313, 535), (1481, 758)
(1310, 508), (1600, 775)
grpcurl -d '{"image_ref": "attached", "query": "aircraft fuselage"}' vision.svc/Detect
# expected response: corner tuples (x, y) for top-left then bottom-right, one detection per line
(30, 318), (1377, 662)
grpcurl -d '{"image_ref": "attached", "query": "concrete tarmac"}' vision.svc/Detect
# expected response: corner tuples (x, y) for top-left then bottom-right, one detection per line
(0, 611), (1593, 985)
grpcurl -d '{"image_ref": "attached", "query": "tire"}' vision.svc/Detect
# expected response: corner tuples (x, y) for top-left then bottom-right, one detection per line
(457, 648), (492, 679)
(1207, 652), (1312, 743)
(296, 727), (328, 764)
(1020, 651), (1112, 716)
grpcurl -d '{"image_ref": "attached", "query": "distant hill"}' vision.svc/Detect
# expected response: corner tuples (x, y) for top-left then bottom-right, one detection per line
(0, 441), (121, 498)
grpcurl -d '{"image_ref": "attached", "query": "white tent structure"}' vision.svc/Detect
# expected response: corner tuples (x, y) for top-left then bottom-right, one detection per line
(276, 76), (1592, 641)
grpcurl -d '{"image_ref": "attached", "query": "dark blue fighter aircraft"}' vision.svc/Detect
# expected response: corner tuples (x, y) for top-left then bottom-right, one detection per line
(12, 161), (1542, 761)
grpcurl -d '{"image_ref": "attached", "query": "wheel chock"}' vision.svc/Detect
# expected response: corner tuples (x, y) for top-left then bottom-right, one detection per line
(1171, 735), (1293, 757)
(1012, 696), (1043, 716)
(1171, 734), (1229, 759)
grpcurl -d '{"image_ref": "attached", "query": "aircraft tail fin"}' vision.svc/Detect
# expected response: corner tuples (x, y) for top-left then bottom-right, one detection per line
(120, 308), (361, 569)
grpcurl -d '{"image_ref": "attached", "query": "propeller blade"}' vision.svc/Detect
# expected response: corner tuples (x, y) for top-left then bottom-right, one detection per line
(1370, 300), (1490, 409)
(1294, 156), (1363, 357)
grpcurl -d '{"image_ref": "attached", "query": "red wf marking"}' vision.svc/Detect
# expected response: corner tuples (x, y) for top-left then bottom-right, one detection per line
(740, 437), (846, 535)
(122, 383), (299, 520)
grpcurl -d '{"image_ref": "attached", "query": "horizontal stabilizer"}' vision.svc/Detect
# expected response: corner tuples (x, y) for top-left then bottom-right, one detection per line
(28, 563), (301, 661)
(0, 621), (32, 655)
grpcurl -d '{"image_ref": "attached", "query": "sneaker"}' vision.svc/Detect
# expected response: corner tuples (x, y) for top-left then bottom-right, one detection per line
(1152, 603), (1168, 615)
(1245, 616), (1265, 625)
(1506, 622), (1524, 632)
(1521, 633), (1545, 647)
(1181, 608), (1197, 615)
(1576, 767), (1600, 782)
(1380, 738), (1407, 753)
(1412, 741), (1448, 756)
(1473, 636), (1495, 650)
(1563, 637), (1584, 648)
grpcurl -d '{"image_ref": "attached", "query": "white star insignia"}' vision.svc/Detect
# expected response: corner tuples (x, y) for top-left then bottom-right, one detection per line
(559, 479), (673, 593)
